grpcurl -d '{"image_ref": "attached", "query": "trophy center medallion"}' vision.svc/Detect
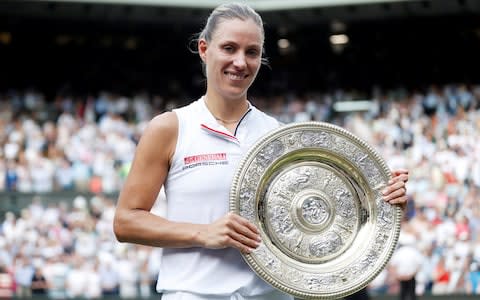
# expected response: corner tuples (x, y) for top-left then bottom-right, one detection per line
(301, 196), (329, 225)
(293, 190), (334, 233)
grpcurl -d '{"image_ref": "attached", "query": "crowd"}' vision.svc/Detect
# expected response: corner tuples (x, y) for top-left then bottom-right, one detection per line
(0, 83), (479, 298)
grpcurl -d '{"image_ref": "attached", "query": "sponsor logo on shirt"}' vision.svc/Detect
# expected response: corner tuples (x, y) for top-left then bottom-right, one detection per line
(182, 153), (228, 170)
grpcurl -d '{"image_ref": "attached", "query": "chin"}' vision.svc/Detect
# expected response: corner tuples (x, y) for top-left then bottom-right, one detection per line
(221, 88), (248, 100)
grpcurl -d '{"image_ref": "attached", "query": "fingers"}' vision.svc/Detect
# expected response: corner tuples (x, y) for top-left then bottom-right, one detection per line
(226, 213), (261, 251)
(231, 212), (259, 236)
(227, 230), (260, 254)
(208, 213), (261, 254)
(391, 169), (409, 182)
(390, 174), (408, 186)
(383, 181), (406, 201)
(229, 240), (254, 255)
(392, 169), (408, 176)
(383, 170), (408, 207)
(387, 194), (408, 205)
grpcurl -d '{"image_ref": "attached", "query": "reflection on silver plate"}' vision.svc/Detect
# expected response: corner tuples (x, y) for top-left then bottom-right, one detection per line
(230, 122), (401, 299)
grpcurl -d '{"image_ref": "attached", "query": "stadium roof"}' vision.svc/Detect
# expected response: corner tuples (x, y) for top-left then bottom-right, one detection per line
(34, 0), (418, 11)
(3, 0), (479, 26)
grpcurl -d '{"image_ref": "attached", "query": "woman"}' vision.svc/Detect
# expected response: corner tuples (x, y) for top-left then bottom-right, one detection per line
(113, 2), (409, 300)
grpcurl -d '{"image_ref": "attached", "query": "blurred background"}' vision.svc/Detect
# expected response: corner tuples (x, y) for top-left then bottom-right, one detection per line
(0, 0), (479, 299)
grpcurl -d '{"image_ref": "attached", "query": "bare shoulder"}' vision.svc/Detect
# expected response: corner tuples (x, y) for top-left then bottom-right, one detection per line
(147, 111), (178, 135)
(137, 111), (178, 163)
(115, 111), (178, 224)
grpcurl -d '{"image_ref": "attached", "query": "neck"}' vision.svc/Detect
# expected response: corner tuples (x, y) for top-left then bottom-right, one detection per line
(204, 93), (249, 124)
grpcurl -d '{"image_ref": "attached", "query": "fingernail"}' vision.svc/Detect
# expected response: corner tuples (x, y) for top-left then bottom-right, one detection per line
(388, 180), (393, 184)
(382, 189), (388, 195)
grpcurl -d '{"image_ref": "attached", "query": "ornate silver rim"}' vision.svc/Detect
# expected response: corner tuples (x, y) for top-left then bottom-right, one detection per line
(230, 121), (402, 299)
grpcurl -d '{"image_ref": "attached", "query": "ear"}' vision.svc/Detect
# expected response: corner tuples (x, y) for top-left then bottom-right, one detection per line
(198, 39), (207, 63)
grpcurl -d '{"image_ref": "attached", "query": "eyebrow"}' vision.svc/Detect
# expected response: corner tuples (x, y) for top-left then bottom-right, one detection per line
(221, 40), (261, 49)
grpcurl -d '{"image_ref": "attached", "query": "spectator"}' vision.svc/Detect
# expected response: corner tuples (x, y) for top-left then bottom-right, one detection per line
(390, 231), (424, 300)
(468, 262), (480, 294)
(99, 258), (119, 297)
(0, 265), (13, 299)
(65, 256), (88, 299)
(55, 157), (74, 190)
(84, 260), (102, 299)
(30, 267), (48, 295)
(13, 255), (34, 298)
(432, 256), (450, 294)
(43, 255), (69, 299)
(4, 160), (17, 191)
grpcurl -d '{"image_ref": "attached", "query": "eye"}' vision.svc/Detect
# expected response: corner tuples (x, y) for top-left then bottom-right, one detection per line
(223, 45), (235, 53)
(246, 48), (260, 57)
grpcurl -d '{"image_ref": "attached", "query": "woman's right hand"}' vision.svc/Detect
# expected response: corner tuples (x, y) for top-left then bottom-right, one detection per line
(197, 212), (262, 254)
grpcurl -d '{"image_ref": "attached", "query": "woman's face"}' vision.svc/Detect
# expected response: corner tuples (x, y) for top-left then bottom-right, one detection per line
(199, 18), (263, 101)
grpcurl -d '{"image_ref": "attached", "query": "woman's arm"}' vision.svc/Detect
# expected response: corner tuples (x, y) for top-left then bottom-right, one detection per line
(113, 112), (260, 253)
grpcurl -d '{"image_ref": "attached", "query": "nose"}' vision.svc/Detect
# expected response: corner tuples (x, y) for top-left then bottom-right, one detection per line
(233, 52), (247, 69)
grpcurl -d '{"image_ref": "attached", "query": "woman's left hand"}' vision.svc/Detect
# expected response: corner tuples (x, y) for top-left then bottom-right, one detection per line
(382, 169), (409, 210)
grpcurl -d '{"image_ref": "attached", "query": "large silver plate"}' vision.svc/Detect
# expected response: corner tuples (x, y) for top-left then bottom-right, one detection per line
(230, 122), (401, 299)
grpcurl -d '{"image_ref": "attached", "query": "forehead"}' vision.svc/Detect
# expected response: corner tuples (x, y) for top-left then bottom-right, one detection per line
(211, 18), (263, 46)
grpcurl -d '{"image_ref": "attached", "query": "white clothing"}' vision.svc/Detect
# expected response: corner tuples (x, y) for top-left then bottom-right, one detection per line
(65, 269), (88, 298)
(161, 289), (291, 300)
(159, 97), (291, 299)
(390, 245), (424, 279)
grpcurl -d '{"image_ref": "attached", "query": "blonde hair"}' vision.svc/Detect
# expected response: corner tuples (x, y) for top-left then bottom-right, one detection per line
(199, 2), (264, 44)
(191, 2), (268, 72)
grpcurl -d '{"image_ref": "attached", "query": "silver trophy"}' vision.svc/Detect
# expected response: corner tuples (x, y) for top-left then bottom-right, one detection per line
(230, 122), (401, 299)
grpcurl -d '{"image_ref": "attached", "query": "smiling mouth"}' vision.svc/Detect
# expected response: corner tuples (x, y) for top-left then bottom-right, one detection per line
(224, 71), (248, 81)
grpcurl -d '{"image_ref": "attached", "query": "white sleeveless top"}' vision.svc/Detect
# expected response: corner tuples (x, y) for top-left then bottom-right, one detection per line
(157, 97), (280, 296)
